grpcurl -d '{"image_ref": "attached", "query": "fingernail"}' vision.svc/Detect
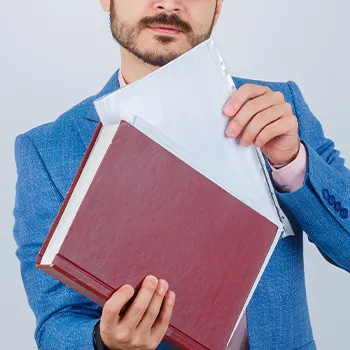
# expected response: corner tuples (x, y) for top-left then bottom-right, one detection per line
(168, 291), (176, 303)
(226, 127), (236, 138)
(223, 104), (234, 115)
(158, 279), (168, 292)
(124, 284), (134, 293)
(146, 275), (158, 285)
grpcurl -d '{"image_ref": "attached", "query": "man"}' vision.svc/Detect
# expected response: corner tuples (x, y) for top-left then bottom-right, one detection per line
(13, 0), (350, 349)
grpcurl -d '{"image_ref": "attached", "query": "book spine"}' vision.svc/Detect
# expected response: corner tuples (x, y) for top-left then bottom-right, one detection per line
(39, 254), (114, 307)
(166, 326), (208, 350)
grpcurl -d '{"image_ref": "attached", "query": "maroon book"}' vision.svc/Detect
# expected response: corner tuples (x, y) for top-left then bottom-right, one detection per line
(37, 120), (279, 350)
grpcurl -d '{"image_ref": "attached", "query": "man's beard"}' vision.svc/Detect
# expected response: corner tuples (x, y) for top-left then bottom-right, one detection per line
(109, 3), (215, 67)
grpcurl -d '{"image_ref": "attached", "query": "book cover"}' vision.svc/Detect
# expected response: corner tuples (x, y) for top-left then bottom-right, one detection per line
(37, 121), (279, 349)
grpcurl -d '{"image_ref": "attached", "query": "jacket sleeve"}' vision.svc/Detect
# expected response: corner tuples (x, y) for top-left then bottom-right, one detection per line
(13, 134), (101, 350)
(273, 81), (350, 272)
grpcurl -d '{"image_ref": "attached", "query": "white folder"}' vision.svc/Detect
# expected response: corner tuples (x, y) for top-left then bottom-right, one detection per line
(93, 37), (294, 239)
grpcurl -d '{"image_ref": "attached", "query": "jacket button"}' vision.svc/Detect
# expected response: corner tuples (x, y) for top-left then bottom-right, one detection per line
(334, 202), (342, 212)
(328, 195), (336, 206)
(323, 189), (330, 200)
(340, 208), (348, 219)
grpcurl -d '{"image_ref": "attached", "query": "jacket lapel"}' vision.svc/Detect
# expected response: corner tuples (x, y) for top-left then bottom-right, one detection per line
(73, 70), (121, 149)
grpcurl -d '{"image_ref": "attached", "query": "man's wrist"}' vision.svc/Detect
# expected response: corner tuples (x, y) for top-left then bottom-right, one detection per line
(269, 142), (308, 193)
(93, 320), (110, 350)
(268, 138), (301, 169)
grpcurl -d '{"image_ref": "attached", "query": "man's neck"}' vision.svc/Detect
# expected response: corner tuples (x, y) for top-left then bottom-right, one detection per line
(120, 46), (159, 84)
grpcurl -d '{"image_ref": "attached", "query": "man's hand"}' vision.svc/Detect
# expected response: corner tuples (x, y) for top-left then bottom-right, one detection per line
(223, 84), (300, 167)
(100, 275), (175, 350)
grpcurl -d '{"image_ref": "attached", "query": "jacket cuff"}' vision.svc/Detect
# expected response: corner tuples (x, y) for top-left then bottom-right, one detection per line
(273, 141), (350, 270)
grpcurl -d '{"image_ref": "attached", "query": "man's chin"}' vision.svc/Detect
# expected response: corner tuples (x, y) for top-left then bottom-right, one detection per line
(139, 40), (190, 57)
(140, 30), (189, 45)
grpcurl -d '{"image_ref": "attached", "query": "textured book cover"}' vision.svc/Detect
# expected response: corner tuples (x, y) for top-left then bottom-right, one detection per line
(37, 121), (279, 349)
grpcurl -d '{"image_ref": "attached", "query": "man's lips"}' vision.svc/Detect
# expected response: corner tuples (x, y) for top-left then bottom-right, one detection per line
(149, 26), (183, 35)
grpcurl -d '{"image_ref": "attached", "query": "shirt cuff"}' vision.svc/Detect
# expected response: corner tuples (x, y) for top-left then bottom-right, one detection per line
(269, 143), (307, 192)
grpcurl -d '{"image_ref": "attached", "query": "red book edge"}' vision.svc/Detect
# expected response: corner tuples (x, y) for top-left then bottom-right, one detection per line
(36, 122), (103, 267)
(35, 121), (208, 350)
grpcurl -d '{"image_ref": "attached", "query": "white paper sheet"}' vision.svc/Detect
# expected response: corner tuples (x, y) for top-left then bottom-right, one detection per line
(94, 37), (293, 236)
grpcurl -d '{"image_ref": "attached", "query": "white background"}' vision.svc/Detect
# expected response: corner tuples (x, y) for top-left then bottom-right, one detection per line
(1, 0), (349, 349)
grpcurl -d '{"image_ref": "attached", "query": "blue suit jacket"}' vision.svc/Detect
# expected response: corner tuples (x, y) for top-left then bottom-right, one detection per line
(13, 70), (350, 350)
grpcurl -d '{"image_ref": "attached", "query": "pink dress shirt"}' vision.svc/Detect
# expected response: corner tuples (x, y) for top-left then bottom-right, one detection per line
(269, 143), (307, 192)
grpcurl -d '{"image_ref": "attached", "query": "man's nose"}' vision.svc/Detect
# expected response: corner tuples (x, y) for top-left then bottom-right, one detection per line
(153, 0), (183, 14)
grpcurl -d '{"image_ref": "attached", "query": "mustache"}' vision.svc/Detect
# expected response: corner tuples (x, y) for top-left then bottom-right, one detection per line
(139, 13), (193, 33)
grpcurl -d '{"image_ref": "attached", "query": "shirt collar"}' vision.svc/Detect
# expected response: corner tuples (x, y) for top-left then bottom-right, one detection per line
(118, 69), (127, 88)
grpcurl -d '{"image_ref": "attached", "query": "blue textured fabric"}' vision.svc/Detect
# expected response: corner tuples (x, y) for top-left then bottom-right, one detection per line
(13, 70), (350, 350)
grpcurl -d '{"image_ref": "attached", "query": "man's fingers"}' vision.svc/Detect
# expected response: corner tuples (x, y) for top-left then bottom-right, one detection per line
(102, 284), (135, 325)
(137, 279), (169, 332)
(239, 104), (285, 147)
(223, 84), (271, 117)
(226, 94), (274, 138)
(225, 91), (284, 139)
(121, 275), (158, 328)
(151, 290), (176, 340)
(255, 116), (298, 148)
